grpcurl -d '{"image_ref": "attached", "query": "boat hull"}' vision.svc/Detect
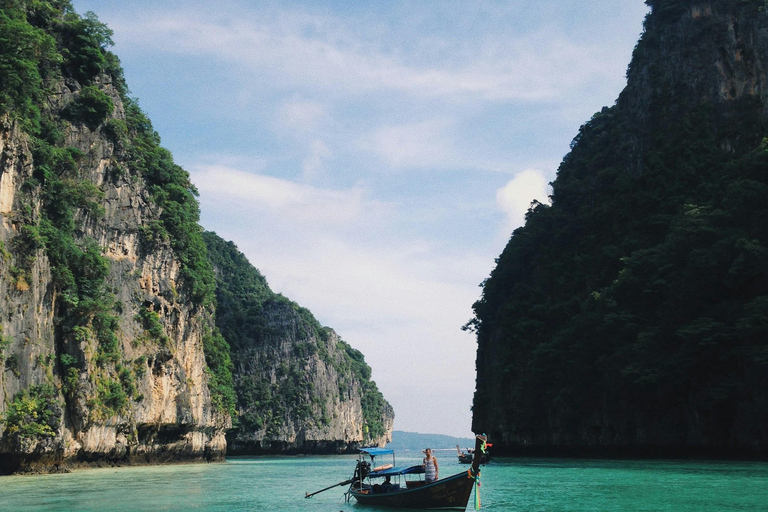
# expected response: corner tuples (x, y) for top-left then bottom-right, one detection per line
(458, 454), (489, 464)
(350, 471), (475, 510)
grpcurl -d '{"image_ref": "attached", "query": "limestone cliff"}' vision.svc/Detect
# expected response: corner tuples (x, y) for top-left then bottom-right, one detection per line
(0, 4), (229, 473)
(472, 0), (768, 458)
(204, 233), (394, 454)
(0, 3), (393, 472)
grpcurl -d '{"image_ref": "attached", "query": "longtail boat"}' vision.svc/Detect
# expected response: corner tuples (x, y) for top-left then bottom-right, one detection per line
(457, 442), (491, 464)
(306, 434), (488, 510)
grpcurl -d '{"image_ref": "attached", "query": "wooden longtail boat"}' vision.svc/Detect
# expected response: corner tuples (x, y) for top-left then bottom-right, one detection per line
(457, 443), (491, 464)
(344, 434), (487, 510)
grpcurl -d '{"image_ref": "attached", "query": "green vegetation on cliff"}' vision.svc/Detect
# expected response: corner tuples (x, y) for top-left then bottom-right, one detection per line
(1, 1), (134, 423)
(0, 0), (214, 309)
(203, 231), (391, 445)
(0, 1), (388, 462)
(471, 0), (768, 456)
(1, 384), (60, 440)
(0, 1), (228, 423)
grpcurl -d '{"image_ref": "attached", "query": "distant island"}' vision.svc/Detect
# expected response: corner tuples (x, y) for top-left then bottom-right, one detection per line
(386, 431), (475, 452)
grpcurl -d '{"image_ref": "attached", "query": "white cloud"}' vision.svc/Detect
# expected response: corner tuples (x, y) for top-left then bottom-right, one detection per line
(276, 97), (327, 135)
(192, 165), (482, 330)
(191, 162), (488, 436)
(109, 9), (626, 103)
(301, 140), (331, 181)
(366, 118), (456, 169)
(191, 164), (391, 227)
(496, 169), (551, 231)
(229, 236), (481, 437)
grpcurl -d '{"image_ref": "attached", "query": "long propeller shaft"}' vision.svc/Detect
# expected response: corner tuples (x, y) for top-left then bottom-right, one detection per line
(305, 478), (354, 498)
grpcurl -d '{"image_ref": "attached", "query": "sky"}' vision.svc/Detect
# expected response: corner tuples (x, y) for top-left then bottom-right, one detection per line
(70, 0), (649, 438)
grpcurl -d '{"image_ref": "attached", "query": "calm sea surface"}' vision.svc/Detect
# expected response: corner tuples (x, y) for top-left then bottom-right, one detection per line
(1, 451), (767, 511)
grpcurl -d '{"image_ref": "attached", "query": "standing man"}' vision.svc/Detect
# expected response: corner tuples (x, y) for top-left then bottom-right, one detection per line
(423, 448), (439, 483)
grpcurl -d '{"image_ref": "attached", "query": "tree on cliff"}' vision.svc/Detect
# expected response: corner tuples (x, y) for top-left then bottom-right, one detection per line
(0, 0), (235, 471)
(471, 0), (768, 457)
(204, 231), (393, 452)
(0, 1), (391, 473)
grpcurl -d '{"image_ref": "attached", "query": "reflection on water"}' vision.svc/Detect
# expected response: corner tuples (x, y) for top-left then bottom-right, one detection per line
(0, 455), (767, 511)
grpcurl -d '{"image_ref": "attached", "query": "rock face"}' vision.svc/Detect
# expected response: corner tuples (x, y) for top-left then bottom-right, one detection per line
(204, 233), (393, 454)
(621, 0), (768, 174)
(0, 3), (392, 472)
(0, 85), (227, 473)
(228, 306), (394, 454)
(0, 7), (228, 473)
(471, 0), (768, 458)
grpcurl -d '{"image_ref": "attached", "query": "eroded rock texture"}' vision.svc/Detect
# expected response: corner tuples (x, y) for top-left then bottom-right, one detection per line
(204, 233), (393, 455)
(0, 74), (227, 474)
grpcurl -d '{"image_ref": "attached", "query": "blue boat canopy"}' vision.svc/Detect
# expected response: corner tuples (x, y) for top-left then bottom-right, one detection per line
(368, 465), (426, 477)
(359, 447), (394, 457)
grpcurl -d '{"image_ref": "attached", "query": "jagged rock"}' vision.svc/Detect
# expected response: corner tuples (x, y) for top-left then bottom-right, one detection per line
(204, 232), (394, 455)
(0, 74), (227, 474)
(0, 3), (392, 473)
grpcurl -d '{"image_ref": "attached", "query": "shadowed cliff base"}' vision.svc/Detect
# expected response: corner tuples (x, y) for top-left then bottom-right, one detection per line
(0, 447), (226, 476)
(226, 438), (363, 456)
(485, 442), (768, 461)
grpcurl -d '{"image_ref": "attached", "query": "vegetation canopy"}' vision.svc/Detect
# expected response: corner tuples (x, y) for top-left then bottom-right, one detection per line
(204, 232), (390, 444)
(471, 0), (768, 456)
(0, 0), (223, 426)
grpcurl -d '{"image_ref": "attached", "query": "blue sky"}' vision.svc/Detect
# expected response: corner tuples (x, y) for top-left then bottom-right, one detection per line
(71, 0), (649, 437)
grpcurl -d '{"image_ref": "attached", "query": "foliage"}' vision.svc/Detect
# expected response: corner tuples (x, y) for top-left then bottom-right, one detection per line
(0, 2), (125, 128)
(104, 117), (127, 145)
(60, 352), (80, 396)
(5, 353), (20, 377)
(61, 85), (113, 129)
(94, 376), (127, 417)
(92, 306), (120, 365)
(138, 220), (170, 250)
(133, 355), (147, 378)
(0, 327), (11, 363)
(117, 364), (136, 397)
(204, 231), (391, 441)
(236, 377), (271, 431)
(339, 341), (388, 441)
(202, 328), (236, 416)
(58, 9), (115, 83)
(471, 2), (768, 451)
(12, 224), (44, 269)
(2, 384), (60, 439)
(360, 380), (389, 442)
(31, 130), (111, 327)
(202, 231), (272, 350)
(135, 307), (168, 345)
(124, 101), (215, 305)
(0, 7), (59, 130)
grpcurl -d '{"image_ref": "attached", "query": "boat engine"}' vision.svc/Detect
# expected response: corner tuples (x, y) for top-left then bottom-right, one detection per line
(353, 460), (370, 483)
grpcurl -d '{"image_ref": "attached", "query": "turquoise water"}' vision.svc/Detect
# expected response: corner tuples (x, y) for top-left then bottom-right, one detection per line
(1, 452), (767, 511)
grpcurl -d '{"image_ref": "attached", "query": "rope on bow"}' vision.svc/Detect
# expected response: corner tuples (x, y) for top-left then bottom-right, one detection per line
(467, 468), (482, 510)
